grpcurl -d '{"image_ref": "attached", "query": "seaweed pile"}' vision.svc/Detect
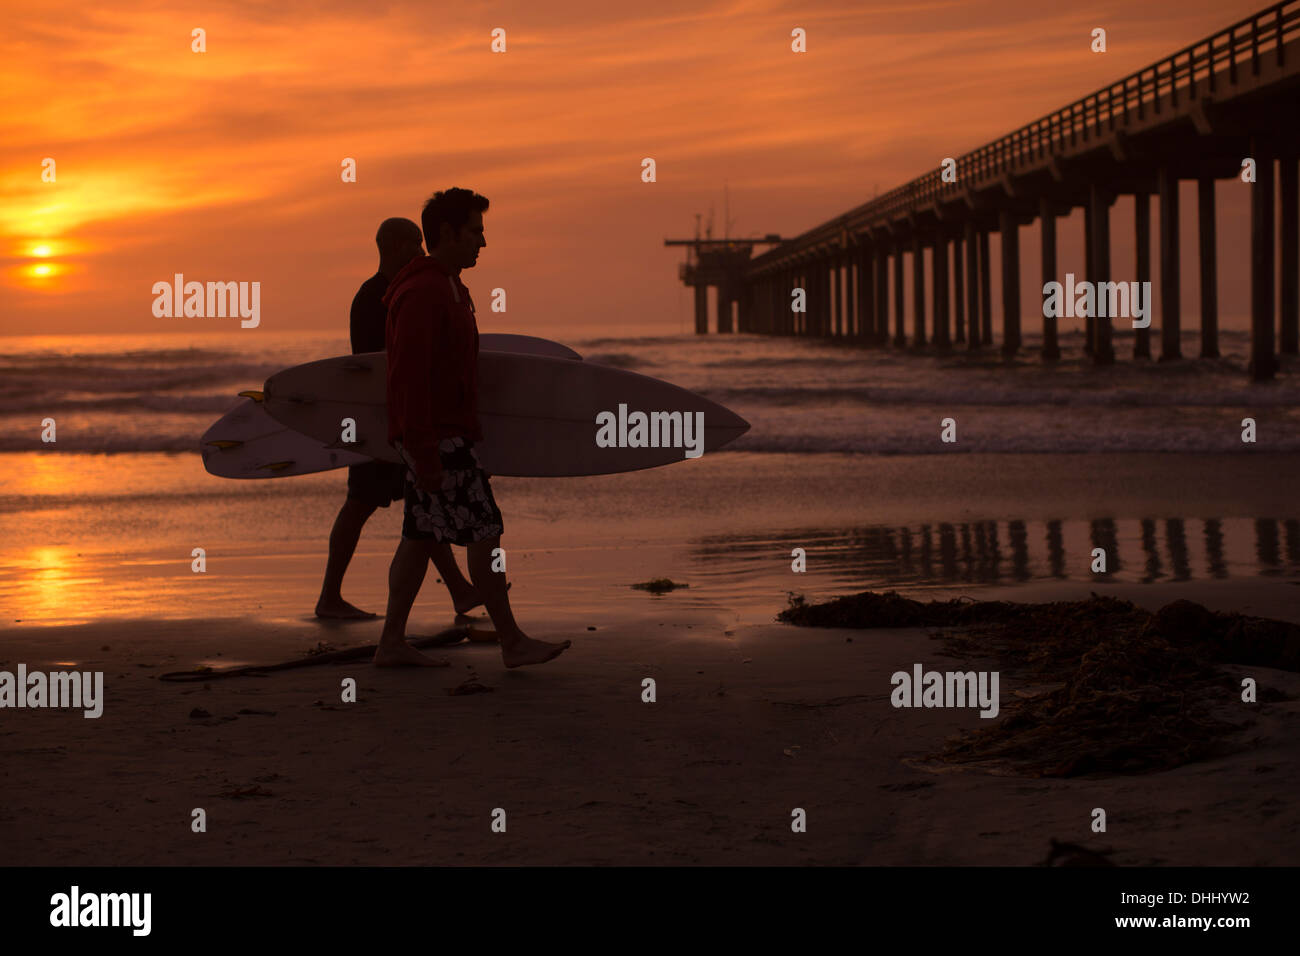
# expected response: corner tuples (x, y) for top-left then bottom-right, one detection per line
(779, 591), (1299, 776)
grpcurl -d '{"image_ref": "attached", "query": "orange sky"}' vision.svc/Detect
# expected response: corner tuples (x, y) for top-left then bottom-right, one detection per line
(0, 0), (1266, 337)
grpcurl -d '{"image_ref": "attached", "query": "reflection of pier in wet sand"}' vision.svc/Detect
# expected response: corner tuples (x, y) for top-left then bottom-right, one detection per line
(689, 516), (1300, 591)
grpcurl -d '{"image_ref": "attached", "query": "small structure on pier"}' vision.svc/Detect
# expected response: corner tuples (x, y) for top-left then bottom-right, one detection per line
(666, 233), (782, 333)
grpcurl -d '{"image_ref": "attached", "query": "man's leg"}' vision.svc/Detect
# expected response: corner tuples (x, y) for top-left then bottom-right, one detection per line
(316, 496), (380, 618)
(373, 537), (448, 667)
(427, 542), (483, 615)
(467, 535), (570, 668)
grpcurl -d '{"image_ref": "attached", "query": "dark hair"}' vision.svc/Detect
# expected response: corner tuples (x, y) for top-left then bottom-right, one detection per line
(375, 217), (421, 256)
(420, 188), (489, 247)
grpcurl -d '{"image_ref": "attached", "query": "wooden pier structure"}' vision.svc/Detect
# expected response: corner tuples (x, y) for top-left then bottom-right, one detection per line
(670, 2), (1300, 380)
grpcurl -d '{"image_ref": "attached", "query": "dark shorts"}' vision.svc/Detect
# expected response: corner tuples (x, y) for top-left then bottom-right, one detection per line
(347, 459), (406, 508)
(400, 437), (504, 545)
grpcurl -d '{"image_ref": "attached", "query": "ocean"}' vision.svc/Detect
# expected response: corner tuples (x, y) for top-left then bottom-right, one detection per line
(0, 328), (1297, 629)
(2, 327), (1298, 456)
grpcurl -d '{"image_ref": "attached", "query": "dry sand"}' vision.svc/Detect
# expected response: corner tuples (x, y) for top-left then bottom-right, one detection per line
(3, 578), (1297, 866)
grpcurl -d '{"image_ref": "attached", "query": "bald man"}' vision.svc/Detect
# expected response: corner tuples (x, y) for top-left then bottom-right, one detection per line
(315, 217), (490, 621)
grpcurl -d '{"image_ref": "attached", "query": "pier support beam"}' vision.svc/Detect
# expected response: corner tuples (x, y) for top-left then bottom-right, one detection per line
(819, 259), (832, 336)
(790, 269), (799, 335)
(934, 233), (951, 350)
(797, 266), (808, 336)
(831, 257), (843, 337)
(842, 257), (852, 337)
(789, 271), (799, 335)
(1135, 190), (1152, 359)
(953, 233), (966, 344)
(912, 236), (927, 348)
(799, 266), (810, 336)
(804, 264), (815, 336)
(965, 221), (980, 350)
(1083, 201), (1095, 355)
(694, 283), (708, 335)
(1281, 154), (1298, 355)
(1090, 184), (1115, 365)
(979, 229), (992, 345)
(893, 246), (906, 346)
(717, 278), (733, 334)
(807, 262), (819, 336)
(778, 271), (785, 334)
(1250, 143), (1277, 381)
(1198, 175), (1220, 358)
(1159, 166), (1182, 360)
(778, 272), (787, 335)
(1040, 197), (1060, 361)
(999, 209), (1020, 356)
(858, 247), (874, 343)
(875, 248), (889, 344)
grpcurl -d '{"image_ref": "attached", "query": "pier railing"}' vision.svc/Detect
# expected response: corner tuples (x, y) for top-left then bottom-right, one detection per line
(758, 1), (1300, 260)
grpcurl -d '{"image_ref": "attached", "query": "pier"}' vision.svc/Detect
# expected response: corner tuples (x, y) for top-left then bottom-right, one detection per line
(671, 2), (1300, 381)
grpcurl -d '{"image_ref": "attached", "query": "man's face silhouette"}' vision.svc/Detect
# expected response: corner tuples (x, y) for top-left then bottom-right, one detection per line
(440, 210), (485, 270)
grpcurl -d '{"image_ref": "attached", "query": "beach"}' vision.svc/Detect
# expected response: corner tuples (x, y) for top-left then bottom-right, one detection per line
(3, 441), (1299, 866)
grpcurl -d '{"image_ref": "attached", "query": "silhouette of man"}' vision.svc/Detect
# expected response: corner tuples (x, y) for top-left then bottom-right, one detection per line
(316, 216), (491, 622)
(374, 188), (569, 667)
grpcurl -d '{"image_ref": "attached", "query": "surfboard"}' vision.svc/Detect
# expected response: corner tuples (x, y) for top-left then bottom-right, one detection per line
(201, 334), (584, 479)
(200, 391), (374, 478)
(261, 351), (751, 477)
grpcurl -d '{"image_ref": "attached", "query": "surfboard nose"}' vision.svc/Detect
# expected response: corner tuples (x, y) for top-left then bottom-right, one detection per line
(698, 399), (750, 452)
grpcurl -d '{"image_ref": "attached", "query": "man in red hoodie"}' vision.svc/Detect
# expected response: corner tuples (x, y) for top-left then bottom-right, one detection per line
(375, 188), (571, 668)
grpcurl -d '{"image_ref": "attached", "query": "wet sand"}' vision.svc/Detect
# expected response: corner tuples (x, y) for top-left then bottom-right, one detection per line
(3, 450), (1298, 864)
(2, 576), (1297, 867)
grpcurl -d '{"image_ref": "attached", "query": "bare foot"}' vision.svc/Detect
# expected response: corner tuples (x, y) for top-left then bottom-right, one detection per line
(372, 641), (450, 667)
(501, 636), (571, 669)
(315, 597), (378, 620)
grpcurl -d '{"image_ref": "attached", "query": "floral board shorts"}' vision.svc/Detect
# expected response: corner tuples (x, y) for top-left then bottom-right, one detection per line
(398, 437), (504, 545)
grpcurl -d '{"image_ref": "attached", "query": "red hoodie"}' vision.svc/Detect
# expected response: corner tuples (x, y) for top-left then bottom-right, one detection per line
(383, 256), (482, 478)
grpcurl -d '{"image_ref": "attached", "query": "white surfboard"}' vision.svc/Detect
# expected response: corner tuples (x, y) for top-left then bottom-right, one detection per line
(200, 334), (583, 479)
(261, 351), (750, 477)
(200, 391), (374, 478)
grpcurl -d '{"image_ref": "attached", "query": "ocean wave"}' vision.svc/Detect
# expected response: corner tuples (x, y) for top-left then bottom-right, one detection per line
(0, 433), (217, 454)
(584, 352), (647, 369)
(698, 381), (1300, 408)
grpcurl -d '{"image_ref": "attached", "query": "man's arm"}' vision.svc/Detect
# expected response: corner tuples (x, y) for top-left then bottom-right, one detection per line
(388, 283), (464, 483)
(350, 284), (384, 354)
(388, 283), (441, 481)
